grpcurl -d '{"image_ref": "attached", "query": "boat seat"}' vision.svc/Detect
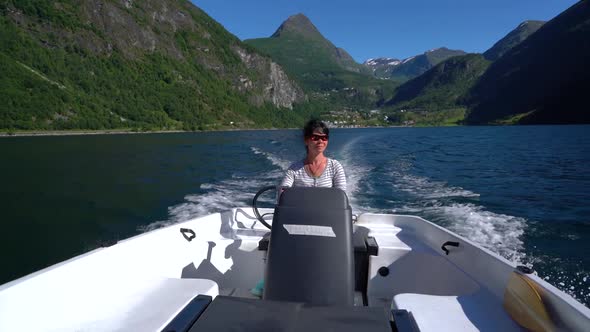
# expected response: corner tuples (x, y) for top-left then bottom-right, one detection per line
(219, 288), (366, 306)
(0, 276), (219, 331)
(189, 295), (391, 331)
(264, 187), (354, 306)
(102, 277), (219, 331)
(391, 291), (522, 332)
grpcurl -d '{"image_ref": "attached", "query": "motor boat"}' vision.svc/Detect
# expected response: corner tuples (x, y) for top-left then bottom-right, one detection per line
(0, 186), (588, 331)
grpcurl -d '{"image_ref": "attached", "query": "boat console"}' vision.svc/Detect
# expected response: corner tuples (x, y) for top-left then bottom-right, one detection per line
(264, 187), (354, 305)
(162, 187), (398, 331)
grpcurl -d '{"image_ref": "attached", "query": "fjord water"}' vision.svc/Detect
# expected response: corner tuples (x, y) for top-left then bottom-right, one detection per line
(1, 126), (589, 306)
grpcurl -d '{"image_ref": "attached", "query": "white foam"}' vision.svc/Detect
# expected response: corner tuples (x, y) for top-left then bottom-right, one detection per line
(337, 136), (371, 211)
(393, 172), (480, 199)
(142, 147), (288, 231)
(388, 168), (525, 263)
(435, 203), (526, 262)
(250, 147), (291, 170)
(140, 177), (269, 232)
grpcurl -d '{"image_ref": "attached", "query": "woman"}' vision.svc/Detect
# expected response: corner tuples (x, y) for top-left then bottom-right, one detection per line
(251, 120), (346, 297)
(280, 119), (347, 191)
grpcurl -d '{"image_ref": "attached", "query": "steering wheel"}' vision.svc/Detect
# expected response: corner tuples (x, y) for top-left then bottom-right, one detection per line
(252, 185), (276, 229)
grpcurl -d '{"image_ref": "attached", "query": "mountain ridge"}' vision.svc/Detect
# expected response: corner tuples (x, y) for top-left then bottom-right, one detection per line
(483, 20), (545, 61)
(271, 13), (322, 39)
(363, 47), (467, 82)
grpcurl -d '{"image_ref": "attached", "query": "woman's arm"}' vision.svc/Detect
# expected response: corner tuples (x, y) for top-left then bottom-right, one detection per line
(332, 160), (347, 192)
(280, 168), (295, 188)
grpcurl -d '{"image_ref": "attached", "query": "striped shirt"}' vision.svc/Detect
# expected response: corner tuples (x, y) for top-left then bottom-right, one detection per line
(280, 158), (347, 192)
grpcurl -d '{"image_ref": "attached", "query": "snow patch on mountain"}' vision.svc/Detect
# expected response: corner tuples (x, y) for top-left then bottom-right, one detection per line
(402, 56), (415, 64)
(363, 57), (401, 67)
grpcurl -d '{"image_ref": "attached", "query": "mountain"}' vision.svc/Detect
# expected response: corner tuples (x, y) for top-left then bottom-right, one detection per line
(0, 0), (306, 131)
(250, 13), (369, 78)
(270, 12), (360, 71)
(363, 57), (401, 79)
(465, 1), (590, 124)
(364, 48), (466, 82)
(483, 20), (545, 61)
(387, 54), (490, 110)
(244, 13), (396, 112)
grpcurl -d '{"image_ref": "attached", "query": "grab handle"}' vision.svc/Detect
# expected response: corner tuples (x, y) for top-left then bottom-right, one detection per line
(441, 241), (459, 255)
(180, 228), (196, 242)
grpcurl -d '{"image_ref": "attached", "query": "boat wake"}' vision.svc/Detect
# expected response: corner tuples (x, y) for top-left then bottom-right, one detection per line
(141, 147), (288, 232)
(144, 142), (527, 264)
(250, 147), (291, 171)
(434, 204), (526, 262)
(387, 167), (526, 263)
(392, 172), (480, 199)
(337, 136), (372, 212)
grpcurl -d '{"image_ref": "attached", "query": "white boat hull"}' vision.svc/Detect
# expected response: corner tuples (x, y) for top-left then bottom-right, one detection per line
(0, 207), (588, 331)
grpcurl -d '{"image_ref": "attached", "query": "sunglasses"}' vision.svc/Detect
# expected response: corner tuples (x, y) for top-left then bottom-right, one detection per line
(310, 134), (329, 142)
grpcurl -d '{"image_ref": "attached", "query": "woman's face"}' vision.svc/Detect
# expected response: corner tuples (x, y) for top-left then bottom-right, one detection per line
(305, 129), (329, 154)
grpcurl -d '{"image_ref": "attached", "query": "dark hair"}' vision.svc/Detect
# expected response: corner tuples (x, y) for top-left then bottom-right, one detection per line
(303, 119), (329, 138)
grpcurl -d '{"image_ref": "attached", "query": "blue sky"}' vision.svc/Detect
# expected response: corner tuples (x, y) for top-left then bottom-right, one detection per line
(191, 0), (578, 62)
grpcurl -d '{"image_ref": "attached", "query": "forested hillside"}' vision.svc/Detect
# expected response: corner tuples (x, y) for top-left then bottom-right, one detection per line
(381, 2), (588, 126)
(387, 48), (466, 82)
(465, 0), (590, 124)
(0, 0), (308, 131)
(483, 20), (545, 61)
(387, 54), (490, 110)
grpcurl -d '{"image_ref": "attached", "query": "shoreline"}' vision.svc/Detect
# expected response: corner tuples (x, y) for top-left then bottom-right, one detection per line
(0, 127), (306, 137)
(0, 126), (400, 137)
(7, 123), (582, 137)
(0, 129), (186, 137)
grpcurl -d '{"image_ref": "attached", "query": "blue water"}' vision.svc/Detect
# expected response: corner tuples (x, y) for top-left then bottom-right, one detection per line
(0, 126), (589, 306)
